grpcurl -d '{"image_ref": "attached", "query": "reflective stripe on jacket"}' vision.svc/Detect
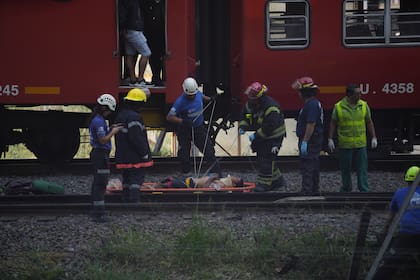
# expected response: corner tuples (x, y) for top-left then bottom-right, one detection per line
(239, 96), (286, 140)
(336, 98), (367, 149)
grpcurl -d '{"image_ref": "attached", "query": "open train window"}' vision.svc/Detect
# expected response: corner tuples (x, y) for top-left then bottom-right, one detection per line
(343, 0), (420, 47)
(266, 0), (309, 49)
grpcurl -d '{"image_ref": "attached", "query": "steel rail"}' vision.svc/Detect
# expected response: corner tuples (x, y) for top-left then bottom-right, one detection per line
(1, 155), (420, 176)
(0, 192), (392, 214)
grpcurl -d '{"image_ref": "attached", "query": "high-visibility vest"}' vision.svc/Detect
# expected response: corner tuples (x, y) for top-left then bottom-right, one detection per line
(336, 99), (367, 149)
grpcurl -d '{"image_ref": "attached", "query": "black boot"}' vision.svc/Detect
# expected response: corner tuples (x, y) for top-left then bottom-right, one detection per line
(253, 184), (272, 192)
(121, 188), (130, 203)
(91, 205), (109, 223)
(272, 176), (287, 191)
(128, 184), (140, 203)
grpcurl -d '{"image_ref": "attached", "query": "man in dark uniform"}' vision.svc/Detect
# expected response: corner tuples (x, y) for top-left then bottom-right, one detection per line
(292, 77), (324, 195)
(115, 88), (154, 203)
(239, 82), (287, 192)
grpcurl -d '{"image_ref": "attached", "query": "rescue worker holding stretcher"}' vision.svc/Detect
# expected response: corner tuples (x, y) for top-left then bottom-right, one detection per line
(239, 82), (287, 192)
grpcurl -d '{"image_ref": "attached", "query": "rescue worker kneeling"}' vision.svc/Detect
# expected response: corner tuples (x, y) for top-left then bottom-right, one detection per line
(239, 82), (287, 192)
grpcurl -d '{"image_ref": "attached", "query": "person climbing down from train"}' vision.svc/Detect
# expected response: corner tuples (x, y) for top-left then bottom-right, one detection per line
(239, 82), (287, 192)
(372, 166), (420, 280)
(114, 88), (154, 203)
(292, 77), (324, 195)
(155, 174), (244, 190)
(166, 77), (222, 177)
(119, 0), (152, 88)
(88, 93), (122, 223)
(328, 84), (378, 192)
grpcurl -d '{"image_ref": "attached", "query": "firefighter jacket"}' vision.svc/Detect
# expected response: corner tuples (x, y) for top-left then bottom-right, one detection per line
(332, 97), (370, 149)
(114, 108), (153, 169)
(239, 95), (286, 148)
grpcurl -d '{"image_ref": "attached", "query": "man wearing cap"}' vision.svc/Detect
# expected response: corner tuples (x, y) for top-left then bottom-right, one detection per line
(328, 84), (378, 192)
(292, 77), (324, 195)
(114, 88), (154, 203)
(166, 77), (221, 176)
(239, 81), (287, 192)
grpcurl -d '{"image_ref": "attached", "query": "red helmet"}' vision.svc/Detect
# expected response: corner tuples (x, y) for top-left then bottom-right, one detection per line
(244, 82), (267, 100)
(292, 76), (318, 90)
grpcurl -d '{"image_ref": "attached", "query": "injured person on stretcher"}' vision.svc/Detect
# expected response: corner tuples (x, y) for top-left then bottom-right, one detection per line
(157, 174), (244, 190)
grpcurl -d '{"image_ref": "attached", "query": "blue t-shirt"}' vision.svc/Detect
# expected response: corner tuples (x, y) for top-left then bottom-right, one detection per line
(89, 114), (111, 150)
(167, 91), (204, 128)
(390, 186), (420, 234)
(296, 97), (324, 139)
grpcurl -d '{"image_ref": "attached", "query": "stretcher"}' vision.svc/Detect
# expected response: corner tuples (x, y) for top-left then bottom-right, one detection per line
(106, 178), (256, 194)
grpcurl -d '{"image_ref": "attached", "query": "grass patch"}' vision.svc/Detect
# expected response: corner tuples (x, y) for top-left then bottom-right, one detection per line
(0, 251), (65, 280)
(0, 220), (358, 279)
(77, 219), (356, 279)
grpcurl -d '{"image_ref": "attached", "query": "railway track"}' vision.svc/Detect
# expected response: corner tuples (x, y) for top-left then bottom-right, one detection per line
(1, 154), (419, 176)
(0, 192), (392, 214)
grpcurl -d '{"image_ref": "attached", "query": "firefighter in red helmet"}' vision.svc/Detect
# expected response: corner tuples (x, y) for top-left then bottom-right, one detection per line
(239, 82), (287, 192)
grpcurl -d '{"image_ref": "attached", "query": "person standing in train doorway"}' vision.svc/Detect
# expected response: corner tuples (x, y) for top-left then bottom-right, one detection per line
(114, 88), (154, 203)
(239, 82), (287, 192)
(166, 77), (222, 177)
(88, 94), (122, 223)
(328, 84), (378, 192)
(292, 77), (324, 195)
(119, 0), (151, 88)
(142, 0), (166, 87)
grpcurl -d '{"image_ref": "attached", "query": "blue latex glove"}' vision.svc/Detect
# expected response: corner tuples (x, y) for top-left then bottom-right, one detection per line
(239, 128), (245, 135)
(300, 141), (308, 156)
(249, 133), (255, 142)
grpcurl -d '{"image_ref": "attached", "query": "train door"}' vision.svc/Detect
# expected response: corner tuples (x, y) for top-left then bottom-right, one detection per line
(117, 0), (167, 88)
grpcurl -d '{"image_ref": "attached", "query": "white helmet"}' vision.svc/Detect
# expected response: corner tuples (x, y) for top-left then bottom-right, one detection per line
(182, 77), (198, 95)
(97, 93), (116, 111)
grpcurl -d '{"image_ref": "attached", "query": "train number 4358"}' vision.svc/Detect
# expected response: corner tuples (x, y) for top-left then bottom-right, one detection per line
(0, 84), (19, 96)
(382, 83), (414, 94)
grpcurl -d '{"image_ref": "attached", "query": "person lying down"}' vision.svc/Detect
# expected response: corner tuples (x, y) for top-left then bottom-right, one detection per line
(153, 174), (244, 190)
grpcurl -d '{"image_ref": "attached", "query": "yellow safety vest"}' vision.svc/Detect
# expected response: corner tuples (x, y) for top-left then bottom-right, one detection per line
(335, 98), (367, 149)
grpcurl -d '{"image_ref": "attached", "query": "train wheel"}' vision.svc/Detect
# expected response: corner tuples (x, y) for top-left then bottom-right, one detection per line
(24, 127), (80, 163)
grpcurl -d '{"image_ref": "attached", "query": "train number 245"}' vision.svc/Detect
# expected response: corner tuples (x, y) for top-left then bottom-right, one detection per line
(0, 84), (19, 96)
(382, 83), (414, 94)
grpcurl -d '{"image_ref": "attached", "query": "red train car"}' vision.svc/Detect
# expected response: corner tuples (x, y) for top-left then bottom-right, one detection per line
(1, 0), (419, 162)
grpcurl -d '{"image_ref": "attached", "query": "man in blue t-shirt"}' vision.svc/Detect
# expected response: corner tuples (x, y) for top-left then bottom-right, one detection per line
(292, 77), (324, 195)
(166, 77), (221, 176)
(373, 166), (420, 279)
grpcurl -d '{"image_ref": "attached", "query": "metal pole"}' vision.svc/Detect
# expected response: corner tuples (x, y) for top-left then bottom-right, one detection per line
(348, 211), (371, 280)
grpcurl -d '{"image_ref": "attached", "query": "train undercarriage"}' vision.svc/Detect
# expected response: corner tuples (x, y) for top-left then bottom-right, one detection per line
(1, 104), (419, 162)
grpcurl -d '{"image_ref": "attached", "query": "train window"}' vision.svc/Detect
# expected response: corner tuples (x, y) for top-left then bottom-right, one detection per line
(343, 0), (420, 47)
(266, 0), (309, 49)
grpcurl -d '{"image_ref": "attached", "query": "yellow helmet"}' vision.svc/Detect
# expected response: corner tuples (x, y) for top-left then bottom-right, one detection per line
(405, 166), (420, 182)
(124, 88), (148, 102)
